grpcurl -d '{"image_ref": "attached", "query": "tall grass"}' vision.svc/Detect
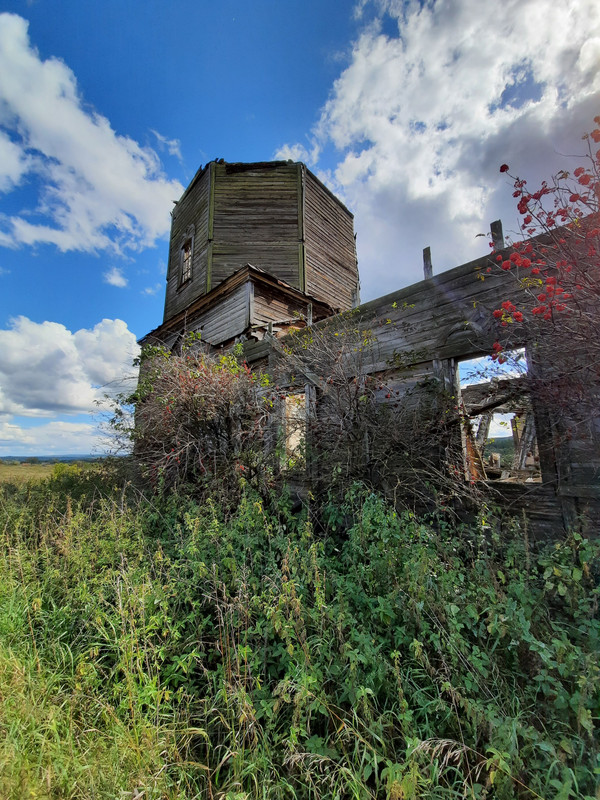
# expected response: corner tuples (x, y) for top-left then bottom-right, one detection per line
(0, 466), (598, 798)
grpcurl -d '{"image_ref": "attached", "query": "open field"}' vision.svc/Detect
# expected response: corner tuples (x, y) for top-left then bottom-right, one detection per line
(0, 460), (100, 485)
(0, 462), (56, 484)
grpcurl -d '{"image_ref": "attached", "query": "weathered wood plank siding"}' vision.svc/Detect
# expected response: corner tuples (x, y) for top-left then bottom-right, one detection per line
(164, 166), (210, 322)
(488, 484), (571, 540)
(163, 160), (361, 326)
(211, 162), (301, 289)
(554, 403), (600, 490)
(252, 283), (308, 327)
(303, 168), (359, 311)
(187, 282), (249, 347)
(267, 242), (599, 531)
(346, 255), (512, 370)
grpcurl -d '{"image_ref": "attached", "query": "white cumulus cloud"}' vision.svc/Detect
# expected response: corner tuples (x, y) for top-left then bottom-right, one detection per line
(103, 266), (128, 288)
(273, 142), (319, 166)
(283, 0), (600, 299)
(0, 420), (103, 455)
(151, 129), (183, 162)
(0, 129), (30, 192)
(141, 283), (162, 296)
(0, 13), (184, 254)
(0, 316), (139, 418)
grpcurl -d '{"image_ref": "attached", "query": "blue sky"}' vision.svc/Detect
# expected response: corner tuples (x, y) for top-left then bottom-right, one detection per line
(0, 0), (598, 454)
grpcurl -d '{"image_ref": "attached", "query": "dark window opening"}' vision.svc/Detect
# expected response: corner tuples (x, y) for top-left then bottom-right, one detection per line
(180, 239), (192, 285)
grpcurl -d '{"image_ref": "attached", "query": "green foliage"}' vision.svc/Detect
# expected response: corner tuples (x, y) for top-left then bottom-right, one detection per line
(482, 436), (515, 468)
(0, 470), (598, 798)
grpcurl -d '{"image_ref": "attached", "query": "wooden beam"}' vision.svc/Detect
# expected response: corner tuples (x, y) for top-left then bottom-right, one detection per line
(423, 246), (433, 279)
(245, 281), (254, 329)
(206, 162), (216, 293)
(490, 219), (504, 250)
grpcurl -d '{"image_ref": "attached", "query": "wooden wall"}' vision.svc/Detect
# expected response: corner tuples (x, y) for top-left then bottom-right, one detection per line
(352, 257), (504, 369)
(188, 282), (249, 347)
(211, 162), (301, 289)
(252, 282), (307, 328)
(303, 168), (359, 311)
(244, 246), (598, 533)
(149, 268), (335, 353)
(164, 165), (210, 322)
(163, 160), (360, 325)
(353, 256), (599, 505)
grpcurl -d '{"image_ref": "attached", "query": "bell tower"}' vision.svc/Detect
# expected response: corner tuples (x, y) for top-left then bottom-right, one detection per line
(144, 160), (359, 350)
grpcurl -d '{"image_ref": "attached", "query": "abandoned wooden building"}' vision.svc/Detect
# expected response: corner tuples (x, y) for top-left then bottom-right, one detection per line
(142, 160), (599, 535)
(145, 159), (359, 350)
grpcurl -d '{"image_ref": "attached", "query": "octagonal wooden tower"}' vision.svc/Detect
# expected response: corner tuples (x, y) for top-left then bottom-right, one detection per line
(163, 160), (359, 325)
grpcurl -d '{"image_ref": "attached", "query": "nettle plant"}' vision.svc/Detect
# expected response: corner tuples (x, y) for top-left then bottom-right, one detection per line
(486, 119), (600, 419)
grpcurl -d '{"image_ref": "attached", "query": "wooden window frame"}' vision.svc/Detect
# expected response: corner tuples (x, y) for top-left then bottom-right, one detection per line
(178, 225), (195, 288)
(282, 390), (307, 469)
(456, 350), (542, 484)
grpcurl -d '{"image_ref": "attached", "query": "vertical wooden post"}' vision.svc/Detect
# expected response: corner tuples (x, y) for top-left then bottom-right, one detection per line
(297, 164), (306, 293)
(423, 246), (433, 280)
(475, 412), (492, 452)
(306, 383), (316, 483)
(490, 219), (504, 250)
(307, 302), (313, 326)
(206, 162), (216, 293)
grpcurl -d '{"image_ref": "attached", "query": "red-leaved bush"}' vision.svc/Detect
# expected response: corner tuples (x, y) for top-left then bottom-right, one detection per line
(489, 119), (600, 428)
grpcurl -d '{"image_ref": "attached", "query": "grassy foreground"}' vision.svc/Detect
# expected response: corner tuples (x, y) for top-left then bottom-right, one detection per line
(0, 465), (598, 799)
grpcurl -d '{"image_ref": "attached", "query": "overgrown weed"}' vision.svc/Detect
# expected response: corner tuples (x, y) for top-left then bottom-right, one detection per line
(0, 470), (598, 798)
